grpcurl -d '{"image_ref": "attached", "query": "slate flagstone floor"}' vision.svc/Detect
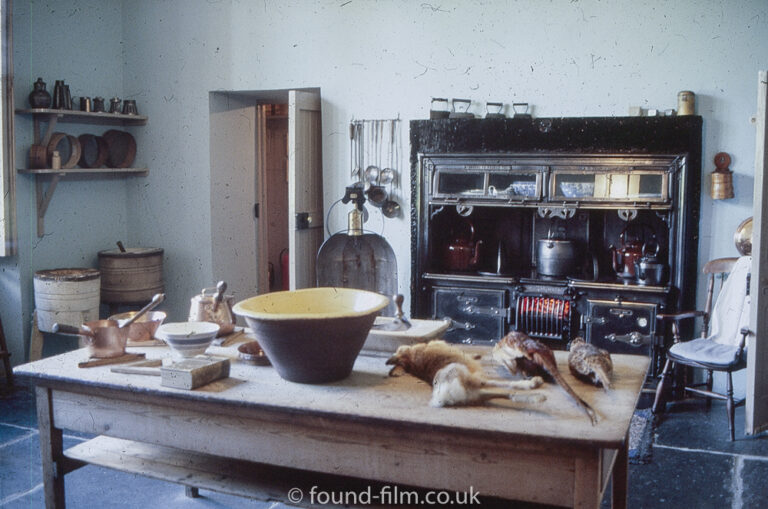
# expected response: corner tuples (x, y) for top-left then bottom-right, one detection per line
(2, 382), (768, 508)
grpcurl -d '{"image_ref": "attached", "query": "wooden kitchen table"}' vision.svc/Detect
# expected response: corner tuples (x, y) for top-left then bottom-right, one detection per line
(15, 343), (649, 508)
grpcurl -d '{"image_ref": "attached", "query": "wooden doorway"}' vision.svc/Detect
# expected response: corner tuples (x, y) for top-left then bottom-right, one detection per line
(209, 89), (322, 301)
(257, 103), (289, 292)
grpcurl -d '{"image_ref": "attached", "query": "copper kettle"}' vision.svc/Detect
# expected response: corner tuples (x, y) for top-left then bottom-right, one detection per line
(444, 219), (483, 271)
(188, 281), (235, 336)
(610, 229), (645, 279)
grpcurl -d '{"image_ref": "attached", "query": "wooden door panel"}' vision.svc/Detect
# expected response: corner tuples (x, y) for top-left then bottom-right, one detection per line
(288, 90), (323, 289)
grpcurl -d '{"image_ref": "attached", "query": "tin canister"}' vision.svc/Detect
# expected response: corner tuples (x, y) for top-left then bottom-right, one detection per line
(677, 91), (695, 115)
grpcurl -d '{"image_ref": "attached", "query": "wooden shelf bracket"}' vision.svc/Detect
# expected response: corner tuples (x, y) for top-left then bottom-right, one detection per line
(34, 173), (63, 237)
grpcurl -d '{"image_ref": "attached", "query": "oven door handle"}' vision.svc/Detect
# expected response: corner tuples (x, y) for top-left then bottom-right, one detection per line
(459, 304), (511, 321)
(442, 317), (476, 332)
(605, 331), (652, 346)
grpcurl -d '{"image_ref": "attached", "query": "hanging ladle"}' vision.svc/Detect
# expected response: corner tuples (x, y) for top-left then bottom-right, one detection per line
(382, 198), (401, 218)
(380, 120), (400, 218)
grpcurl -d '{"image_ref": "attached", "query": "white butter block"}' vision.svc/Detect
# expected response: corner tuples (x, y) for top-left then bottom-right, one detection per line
(160, 356), (230, 390)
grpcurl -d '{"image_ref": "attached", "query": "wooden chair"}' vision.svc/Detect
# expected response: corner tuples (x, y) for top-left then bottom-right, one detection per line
(652, 256), (750, 441)
(0, 314), (13, 386)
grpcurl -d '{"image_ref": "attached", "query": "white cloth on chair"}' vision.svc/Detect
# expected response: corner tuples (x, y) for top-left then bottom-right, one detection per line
(708, 255), (751, 347)
(668, 255), (751, 368)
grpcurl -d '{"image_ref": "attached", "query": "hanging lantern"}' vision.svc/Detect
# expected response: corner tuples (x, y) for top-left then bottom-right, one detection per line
(316, 185), (398, 316)
(710, 152), (734, 200)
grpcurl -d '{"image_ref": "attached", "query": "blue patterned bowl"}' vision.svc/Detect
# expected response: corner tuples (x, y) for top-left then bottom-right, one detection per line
(156, 321), (220, 358)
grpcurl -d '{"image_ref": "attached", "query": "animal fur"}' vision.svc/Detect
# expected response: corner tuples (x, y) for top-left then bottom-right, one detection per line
(386, 340), (545, 408)
(430, 362), (546, 408)
(493, 331), (598, 424)
(568, 337), (613, 390)
(386, 340), (483, 383)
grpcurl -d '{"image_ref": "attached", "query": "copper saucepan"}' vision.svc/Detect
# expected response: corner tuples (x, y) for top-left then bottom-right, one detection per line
(54, 319), (127, 358)
(54, 293), (165, 357)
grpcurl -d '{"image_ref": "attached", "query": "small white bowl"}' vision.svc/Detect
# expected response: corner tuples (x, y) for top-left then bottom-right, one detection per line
(156, 321), (220, 358)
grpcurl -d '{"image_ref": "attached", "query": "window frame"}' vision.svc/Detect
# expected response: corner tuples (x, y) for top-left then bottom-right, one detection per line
(0, 0), (15, 257)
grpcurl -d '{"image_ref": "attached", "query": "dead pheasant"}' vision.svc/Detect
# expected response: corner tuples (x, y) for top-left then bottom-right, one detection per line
(493, 331), (598, 424)
(567, 337), (613, 391)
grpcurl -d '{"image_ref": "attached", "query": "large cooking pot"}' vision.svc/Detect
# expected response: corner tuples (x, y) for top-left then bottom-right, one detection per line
(537, 238), (578, 277)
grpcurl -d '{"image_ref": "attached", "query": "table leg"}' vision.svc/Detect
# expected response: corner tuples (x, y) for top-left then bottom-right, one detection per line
(36, 386), (66, 509)
(611, 433), (628, 509)
(29, 311), (45, 362)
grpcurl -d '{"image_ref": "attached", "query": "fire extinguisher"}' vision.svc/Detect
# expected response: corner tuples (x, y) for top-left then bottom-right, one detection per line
(280, 248), (289, 290)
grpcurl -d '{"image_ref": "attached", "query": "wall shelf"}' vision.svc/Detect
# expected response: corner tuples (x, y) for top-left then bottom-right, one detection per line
(15, 109), (150, 237)
(17, 168), (148, 175)
(15, 108), (148, 126)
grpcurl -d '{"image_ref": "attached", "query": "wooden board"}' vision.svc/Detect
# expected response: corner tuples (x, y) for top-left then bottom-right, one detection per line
(66, 436), (526, 508)
(77, 353), (145, 368)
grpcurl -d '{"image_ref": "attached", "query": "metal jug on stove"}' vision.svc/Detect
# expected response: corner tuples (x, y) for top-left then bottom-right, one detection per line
(189, 281), (235, 335)
(634, 241), (669, 286)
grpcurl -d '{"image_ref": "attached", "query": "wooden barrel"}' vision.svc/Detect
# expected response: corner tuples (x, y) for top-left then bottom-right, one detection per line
(98, 247), (164, 304)
(34, 268), (101, 332)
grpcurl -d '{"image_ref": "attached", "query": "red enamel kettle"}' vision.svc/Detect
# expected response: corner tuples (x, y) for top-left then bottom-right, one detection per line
(444, 219), (483, 271)
(610, 228), (645, 279)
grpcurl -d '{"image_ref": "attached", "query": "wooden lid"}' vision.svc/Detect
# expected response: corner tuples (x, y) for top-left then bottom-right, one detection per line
(34, 268), (100, 281)
(98, 247), (163, 258)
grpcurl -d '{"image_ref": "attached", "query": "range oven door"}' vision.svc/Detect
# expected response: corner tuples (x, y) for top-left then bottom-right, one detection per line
(585, 299), (657, 356)
(432, 286), (507, 345)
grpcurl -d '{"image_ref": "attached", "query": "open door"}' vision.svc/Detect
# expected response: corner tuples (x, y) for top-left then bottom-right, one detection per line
(747, 70), (768, 435)
(287, 90), (323, 289)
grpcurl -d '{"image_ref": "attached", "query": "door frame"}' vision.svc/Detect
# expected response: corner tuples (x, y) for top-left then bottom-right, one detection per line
(747, 70), (768, 435)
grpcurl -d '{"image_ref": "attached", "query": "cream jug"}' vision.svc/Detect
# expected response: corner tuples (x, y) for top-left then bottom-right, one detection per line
(188, 281), (235, 335)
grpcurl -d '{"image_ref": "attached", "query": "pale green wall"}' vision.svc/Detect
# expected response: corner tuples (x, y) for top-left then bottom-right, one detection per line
(3, 0), (129, 361)
(3, 1), (767, 400)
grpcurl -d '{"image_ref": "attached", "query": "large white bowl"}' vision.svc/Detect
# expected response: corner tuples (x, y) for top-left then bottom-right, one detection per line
(156, 321), (220, 358)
